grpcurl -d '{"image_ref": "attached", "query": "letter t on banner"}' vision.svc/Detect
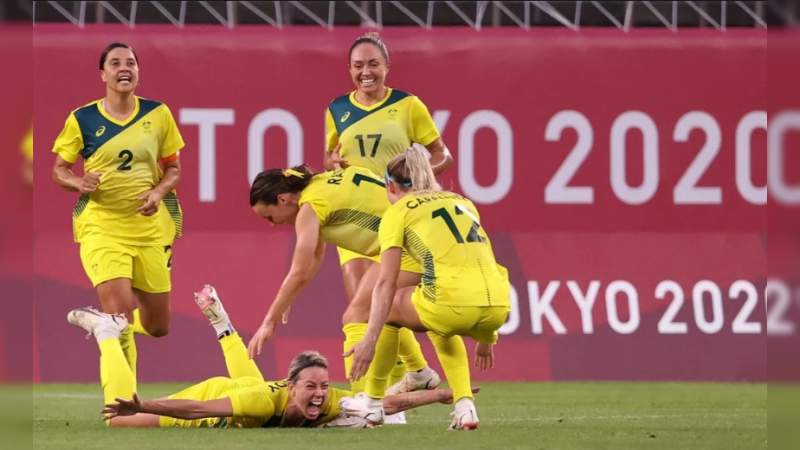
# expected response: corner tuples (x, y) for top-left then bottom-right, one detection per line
(180, 108), (236, 202)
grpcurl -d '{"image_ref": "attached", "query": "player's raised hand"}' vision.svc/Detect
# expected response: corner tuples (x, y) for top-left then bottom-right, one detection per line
(343, 339), (375, 382)
(474, 342), (494, 371)
(137, 189), (164, 216)
(248, 320), (276, 359)
(102, 393), (143, 418)
(79, 171), (102, 194)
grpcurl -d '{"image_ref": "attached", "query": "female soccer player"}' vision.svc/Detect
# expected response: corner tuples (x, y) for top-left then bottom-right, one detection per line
(68, 285), (461, 428)
(322, 32), (454, 400)
(345, 148), (511, 430)
(51, 43), (184, 391)
(246, 165), (441, 398)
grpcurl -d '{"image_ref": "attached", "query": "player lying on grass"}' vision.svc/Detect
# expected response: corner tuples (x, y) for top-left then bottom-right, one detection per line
(68, 284), (465, 428)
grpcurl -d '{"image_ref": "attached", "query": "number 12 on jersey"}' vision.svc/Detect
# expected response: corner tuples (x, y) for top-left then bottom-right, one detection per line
(432, 205), (485, 244)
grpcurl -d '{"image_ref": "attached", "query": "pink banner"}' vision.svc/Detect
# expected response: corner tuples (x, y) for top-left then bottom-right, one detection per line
(0, 24), (33, 382)
(31, 25), (771, 382)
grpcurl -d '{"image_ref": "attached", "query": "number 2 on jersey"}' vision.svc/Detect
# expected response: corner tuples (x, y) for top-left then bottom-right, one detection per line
(355, 134), (382, 157)
(117, 149), (134, 171)
(432, 206), (485, 244)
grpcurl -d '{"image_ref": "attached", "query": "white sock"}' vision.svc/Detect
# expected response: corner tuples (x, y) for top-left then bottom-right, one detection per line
(212, 321), (235, 339)
(455, 397), (476, 410)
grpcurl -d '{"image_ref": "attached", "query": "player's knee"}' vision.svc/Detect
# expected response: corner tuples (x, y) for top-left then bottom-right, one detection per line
(146, 324), (169, 337)
(342, 305), (369, 325)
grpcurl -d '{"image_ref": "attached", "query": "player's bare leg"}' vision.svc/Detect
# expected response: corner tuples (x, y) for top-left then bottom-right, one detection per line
(96, 278), (137, 319)
(134, 289), (170, 337)
(340, 257), (372, 304)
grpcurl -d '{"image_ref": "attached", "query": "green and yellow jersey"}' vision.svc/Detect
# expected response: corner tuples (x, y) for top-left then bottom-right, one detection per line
(52, 96), (184, 246)
(226, 378), (350, 428)
(379, 191), (510, 308)
(299, 166), (390, 256)
(325, 88), (440, 176)
(162, 376), (351, 428)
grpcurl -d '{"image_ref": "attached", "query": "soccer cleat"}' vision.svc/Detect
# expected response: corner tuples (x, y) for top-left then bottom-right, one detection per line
(448, 398), (479, 431)
(383, 411), (407, 425)
(385, 366), (442, 396)
(320, 413), (374, 428)
(339, 392), (385, 426)
(67, 307), (128, 339)
(194, 284), (230, 325)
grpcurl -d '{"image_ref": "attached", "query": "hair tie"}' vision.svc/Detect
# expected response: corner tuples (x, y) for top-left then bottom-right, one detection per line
(282, 168), (304, 178)
(384, 169), (412, 188)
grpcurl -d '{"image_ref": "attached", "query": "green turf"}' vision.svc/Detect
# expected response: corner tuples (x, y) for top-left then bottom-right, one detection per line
(33, 382), (765, 450)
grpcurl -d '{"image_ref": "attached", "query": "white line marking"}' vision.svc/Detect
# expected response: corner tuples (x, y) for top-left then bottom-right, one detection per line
(35, 393), (102, 399)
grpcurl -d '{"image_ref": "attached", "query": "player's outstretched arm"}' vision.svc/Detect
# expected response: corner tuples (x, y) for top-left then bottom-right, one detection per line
(103, 393), (233, 424)
(248, 205), (323, 358)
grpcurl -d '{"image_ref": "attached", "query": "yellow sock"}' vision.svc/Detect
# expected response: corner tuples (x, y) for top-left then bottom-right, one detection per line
(427, 332), (473, 401)
(131, 308), (152, 337)
(343, 323), (368, 391)
(398, 327), (428, 372)
(388, 359), (405, 387)
(364, 325), (400, 399)
(118, 326), (137, 380)
(99, 338), (136, 407)
(220, 332), (263, 381)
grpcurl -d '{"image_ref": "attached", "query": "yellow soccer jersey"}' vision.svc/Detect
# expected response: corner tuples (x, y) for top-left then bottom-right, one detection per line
(325, 88), (440, 176)
(379, 191), (510, 308)
(52, 96), (185, 245)
(299, 166), (391, 256)
(226, 379), (350, 428)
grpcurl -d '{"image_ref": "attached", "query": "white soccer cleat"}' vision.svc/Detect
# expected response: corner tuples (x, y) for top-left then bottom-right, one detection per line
(320, 413), (373, 428)
(339, 392), (385, 426)
(194, 284), (230, 326)
(383, 411), (407, 425)
(448, 398), (479, 431)
(385, 366), (442, 396)
(66, 307), (128, 339)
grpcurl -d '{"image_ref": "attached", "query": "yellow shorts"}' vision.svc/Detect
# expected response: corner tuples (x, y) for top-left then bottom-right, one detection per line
(159, 376), (261, 428)
(411, 289), (510, 344)
(79, 239), (173, 293)
(336, 247), (422, 274)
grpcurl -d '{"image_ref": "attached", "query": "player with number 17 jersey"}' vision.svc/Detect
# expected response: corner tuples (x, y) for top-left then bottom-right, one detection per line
(325, 88), (440, 178)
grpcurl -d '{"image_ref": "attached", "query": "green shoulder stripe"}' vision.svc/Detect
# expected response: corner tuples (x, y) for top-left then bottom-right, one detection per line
(328, 89), (410, 135)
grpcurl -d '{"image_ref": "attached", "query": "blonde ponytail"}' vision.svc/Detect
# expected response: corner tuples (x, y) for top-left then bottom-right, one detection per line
(386, 146), (440, 192)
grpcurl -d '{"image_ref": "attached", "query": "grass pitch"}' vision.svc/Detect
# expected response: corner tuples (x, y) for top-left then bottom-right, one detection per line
(33, 382), (765, 450)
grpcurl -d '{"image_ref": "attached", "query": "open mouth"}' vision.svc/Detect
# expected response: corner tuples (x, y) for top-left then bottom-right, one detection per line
(307, 398), (323, 417)
(360, 77), (376, 88)
(118, 74), (132, 83)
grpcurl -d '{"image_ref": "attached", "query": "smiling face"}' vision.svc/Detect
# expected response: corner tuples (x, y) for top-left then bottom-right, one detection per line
(251, 194), (299, 226)
(100, 47), (139, 94)
(349, 43), (389, 97)
(287, 366), (329, 421)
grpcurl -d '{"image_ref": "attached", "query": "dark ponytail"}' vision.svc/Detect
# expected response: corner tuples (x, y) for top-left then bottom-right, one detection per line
(249, 165), (314, 206)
